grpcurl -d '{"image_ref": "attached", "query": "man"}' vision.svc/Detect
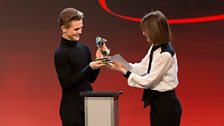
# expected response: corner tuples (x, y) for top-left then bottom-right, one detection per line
(54, 8), (104, 126)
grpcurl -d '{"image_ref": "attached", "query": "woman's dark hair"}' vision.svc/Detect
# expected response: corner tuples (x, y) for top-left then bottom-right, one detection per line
(140, 11), (172, 45)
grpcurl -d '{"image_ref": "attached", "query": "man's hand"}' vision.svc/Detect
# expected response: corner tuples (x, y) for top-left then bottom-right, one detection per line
(95, 44), (110, 59)
(89, 61), (106, 70)
(95, 49), (103, 59)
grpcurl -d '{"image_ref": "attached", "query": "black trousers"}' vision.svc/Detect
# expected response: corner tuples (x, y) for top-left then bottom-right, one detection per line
(60, 103), (84, 126)
(149, 91), (182, 126)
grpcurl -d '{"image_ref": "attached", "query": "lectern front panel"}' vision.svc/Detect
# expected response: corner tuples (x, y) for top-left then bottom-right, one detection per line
(84, 97), (118, 126)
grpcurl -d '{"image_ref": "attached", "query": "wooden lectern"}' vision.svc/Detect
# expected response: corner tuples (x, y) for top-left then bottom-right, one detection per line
(80, 91), (123, 126)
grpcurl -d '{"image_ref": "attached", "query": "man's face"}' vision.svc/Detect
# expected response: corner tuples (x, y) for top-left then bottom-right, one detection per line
(62, 20), (83, 41)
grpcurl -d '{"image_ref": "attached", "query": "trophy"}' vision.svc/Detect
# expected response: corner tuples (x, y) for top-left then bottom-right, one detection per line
(95, 36), (111, 63)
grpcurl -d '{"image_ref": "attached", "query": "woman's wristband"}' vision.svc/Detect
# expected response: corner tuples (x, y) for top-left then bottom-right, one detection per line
(123, 71), (131, 78)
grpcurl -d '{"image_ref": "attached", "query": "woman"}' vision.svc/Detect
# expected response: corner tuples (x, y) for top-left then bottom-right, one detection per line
(109, 11), (182, 126)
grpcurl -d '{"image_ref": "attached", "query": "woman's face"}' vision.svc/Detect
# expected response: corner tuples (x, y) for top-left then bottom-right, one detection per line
(143, 30), (151, 43)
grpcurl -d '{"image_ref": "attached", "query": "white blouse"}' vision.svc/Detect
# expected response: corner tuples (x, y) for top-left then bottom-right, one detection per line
(128, 45), (179, 92)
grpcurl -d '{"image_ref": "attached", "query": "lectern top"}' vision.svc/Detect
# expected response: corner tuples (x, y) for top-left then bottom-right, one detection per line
(80, 91), (123, 97)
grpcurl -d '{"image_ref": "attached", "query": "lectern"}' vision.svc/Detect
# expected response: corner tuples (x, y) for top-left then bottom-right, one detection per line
(80, 91), (123, 126)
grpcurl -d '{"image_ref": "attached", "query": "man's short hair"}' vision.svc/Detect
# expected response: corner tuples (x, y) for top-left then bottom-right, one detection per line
(58, 8), (84, 28)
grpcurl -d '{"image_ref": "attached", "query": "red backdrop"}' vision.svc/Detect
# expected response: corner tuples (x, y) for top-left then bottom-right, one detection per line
(0, 0), (224, 126)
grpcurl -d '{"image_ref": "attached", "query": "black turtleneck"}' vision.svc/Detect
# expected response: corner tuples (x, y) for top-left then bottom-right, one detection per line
(54, 37), (100, 104)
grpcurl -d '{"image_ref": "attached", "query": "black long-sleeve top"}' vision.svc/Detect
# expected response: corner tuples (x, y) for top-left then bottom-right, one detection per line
(54, 37), (100, 105)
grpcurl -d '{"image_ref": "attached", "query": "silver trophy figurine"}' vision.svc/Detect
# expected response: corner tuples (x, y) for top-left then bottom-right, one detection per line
(96, 36), (111, 63)
(96, 36), (110, 57)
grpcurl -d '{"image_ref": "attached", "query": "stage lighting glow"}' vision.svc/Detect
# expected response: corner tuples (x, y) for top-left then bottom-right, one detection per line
(98, 0), (224, 24)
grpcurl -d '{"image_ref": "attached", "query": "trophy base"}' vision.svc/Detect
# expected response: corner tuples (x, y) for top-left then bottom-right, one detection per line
(95, 57), (111, 64)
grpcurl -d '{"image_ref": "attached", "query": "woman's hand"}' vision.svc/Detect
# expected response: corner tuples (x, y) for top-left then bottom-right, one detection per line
(107, 61), (127, 74)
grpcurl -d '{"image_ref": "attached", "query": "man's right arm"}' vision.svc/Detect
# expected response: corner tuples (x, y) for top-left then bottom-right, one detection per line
(54, 48), (92, 91)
